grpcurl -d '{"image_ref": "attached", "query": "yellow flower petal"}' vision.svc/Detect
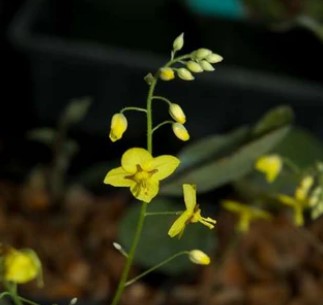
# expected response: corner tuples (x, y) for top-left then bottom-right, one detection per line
(121, 148), (153, 173)
(278, 194), (297, 207)
(109, 113), (128, 142)
(295, 175), (314, 201)
(130, 178), (159, 203)
(104, 167), (134, 187)
(183, 184), (197, 212)
(222, 200), (247, 213)
(255, 155), (282, 183)
(148, 155), (180, 181)
(168, 210), (191, 238)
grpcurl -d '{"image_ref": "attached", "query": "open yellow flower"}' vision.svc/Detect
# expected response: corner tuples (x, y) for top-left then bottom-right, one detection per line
(278, 175), (314, 226)
(255, 154), (282, 183)
(168, 184), (216, 238)
(104, 148), (180, 203)
(3, 248), (42, 284)
(222, 200), (272, 232)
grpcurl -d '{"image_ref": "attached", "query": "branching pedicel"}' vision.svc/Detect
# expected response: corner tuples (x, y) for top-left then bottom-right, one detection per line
(104, 33), (222, 305)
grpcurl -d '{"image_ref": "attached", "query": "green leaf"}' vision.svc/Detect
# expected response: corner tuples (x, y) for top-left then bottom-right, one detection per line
(118, 199), (216, 275)
(252, 105), (294, 136)
(161, 126), (290, 196)
(26, 128), (57, 146)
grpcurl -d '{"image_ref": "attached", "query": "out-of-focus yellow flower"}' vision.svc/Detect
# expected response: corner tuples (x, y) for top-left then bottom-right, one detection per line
(169, 103), (186, 124)
(186, 61), (203, 73)
(104, 148), (180, 203)
(172, 123), (190, 141)
(222, 200), (272, 232)
(168, 184), (216, 238)
(109, 113), (128, 142)
(278, 175), (314, 226)
(188, 250), (210, 265)
(159, 67), (175, 81)
(177, 68), (194, 81)
(255, 154), (283, 183)
(3, 248), (42, 284)
(173, 33), (184, 52)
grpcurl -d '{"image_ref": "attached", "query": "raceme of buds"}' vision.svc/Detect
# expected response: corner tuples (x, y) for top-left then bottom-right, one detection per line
(177, 68), (194, 81)
(188, 250), (211, 265)
(172, 123), (190, 141)
(200, 60), (215, 72)
(173, 33), (184, 52)
(169, 103), (186, 124)
(160, 67), (175, 81)
(109, 113), (128, 142)
(186, 61), (203, 73)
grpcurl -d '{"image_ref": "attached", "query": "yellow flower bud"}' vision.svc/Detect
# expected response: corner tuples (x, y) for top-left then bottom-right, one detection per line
(200, 60), (215, 72)
(169, 103), (186, 124)
(172, 123), (190, 141)
(177, 68), (194, 81)
(4, 249), (41, 284)
(192, 48), (212, 60)
(109, 113), (128, 142)
(159, 67), (175, 81)
(188, 250), (211, 265)
(186, 61), (203, 73)
(206, 53), (223, 64)
(173, 33), (184, 52)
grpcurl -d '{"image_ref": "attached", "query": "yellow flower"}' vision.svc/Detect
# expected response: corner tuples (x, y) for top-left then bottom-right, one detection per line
(172, 123), (190, 141)
(222, 200), (272, 232)
(278, 175), (314, 226)
(160, 67), (175, 81)
(104, 148), (180, 203)
(255, 154), (282, 183)
(3, 249), (42, 284)
(109, 113), (128, 142)
(169, 103), (186, 124)
(168, 184), (216, 238)
(188, 249), (210, 265)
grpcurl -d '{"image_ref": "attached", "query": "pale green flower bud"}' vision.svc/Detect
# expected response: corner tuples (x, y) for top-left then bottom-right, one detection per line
(192, 48), (212, 60)
(177, 68), (194, 81)
(109, 113), (128, 142)
(159, 67), (175, 81)
(172, 123), (190, 141)
(173, 33), (184, 52)
(186, 61), (203, 73)
(206, 53), (223, 64)
(188, 250), (211, 265)
(200, 60), (215, 71)
(169, 103), (186, 124)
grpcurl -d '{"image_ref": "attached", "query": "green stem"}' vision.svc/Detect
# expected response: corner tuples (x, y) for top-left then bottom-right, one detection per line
(110, 202), (148, 305)
(121, 107), (147, 114)
(5, 282), (23, 305)
(282, 157), (301, 175)
(18, 297), (40, 305)
(152, 121), (173, 134)
(152, 96), (172, 106)
(125, 251), (188, 287)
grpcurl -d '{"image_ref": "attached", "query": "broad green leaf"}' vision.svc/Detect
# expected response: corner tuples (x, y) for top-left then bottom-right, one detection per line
(161, 126), (290, 196)
(119, 199), (216, 275)
(253, 105), (293, 136)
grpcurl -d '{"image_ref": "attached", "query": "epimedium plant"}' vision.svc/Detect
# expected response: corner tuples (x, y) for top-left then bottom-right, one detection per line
(103, 32), (221, 305)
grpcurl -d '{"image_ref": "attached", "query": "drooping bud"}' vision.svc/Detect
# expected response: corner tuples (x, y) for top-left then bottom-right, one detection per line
(172, 123), (190, 141)
(192, 48), (212, 60)
(159, 67), (175, 81)
(206, 53), (223, 64)
(109, 113), (128, 142)
(188, 250), (211, 265)
(186, 61), (203, 73)
(177, 68), (194, 81)
(173, 33), (184, 52)
(4, 249), (42, 284)
(169, 103), (186, 124)
(200, 60), (215, 72)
